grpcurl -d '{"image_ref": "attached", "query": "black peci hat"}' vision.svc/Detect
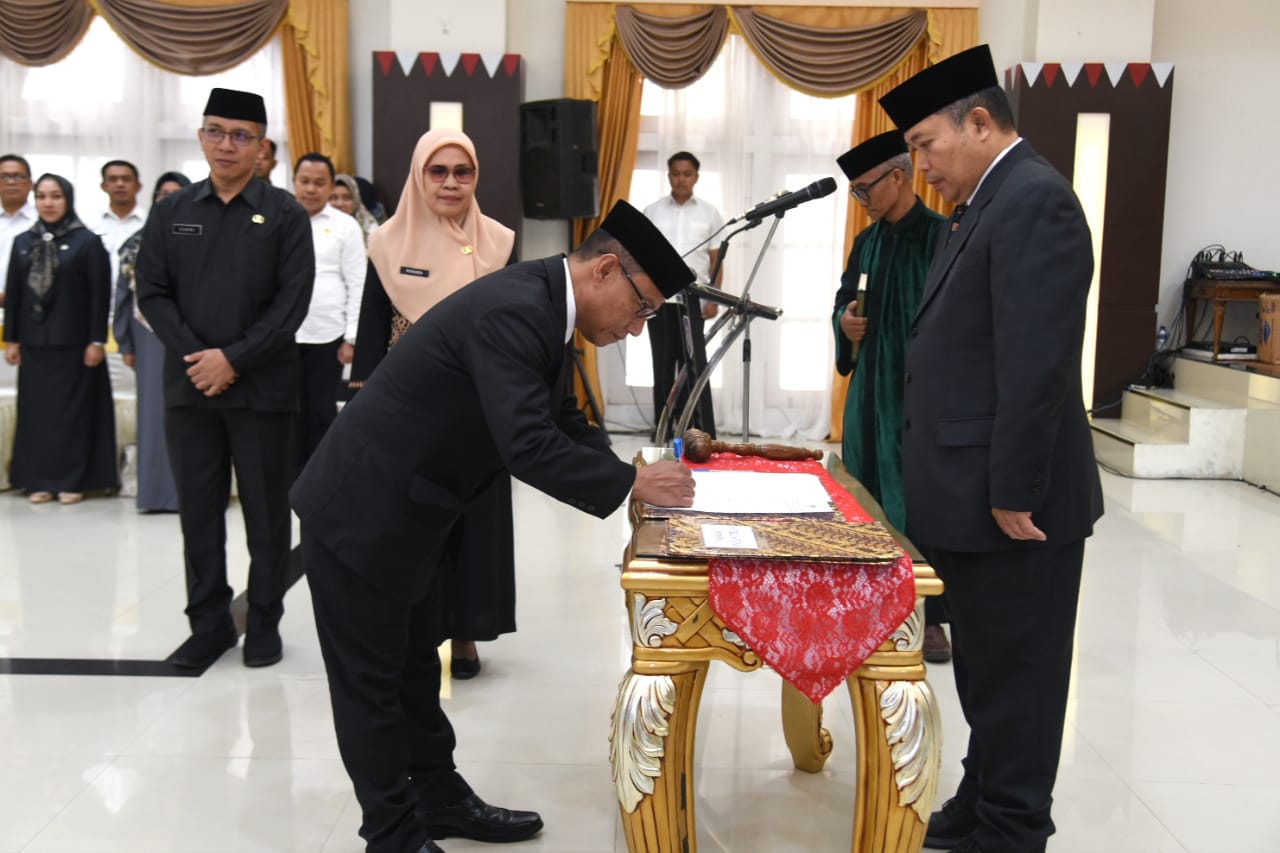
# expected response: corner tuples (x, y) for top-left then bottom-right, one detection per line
(878, 44), (1000, 131)
(203, 88), (268, 125)
(599, 200), (694, 298)
(837, 131), (909, 181)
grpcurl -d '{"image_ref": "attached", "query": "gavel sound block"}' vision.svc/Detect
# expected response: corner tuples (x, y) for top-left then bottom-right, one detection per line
(681, 428), (824, 464)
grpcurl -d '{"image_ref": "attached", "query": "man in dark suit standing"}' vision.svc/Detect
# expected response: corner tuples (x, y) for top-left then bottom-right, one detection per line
(137, 88), (314, 670)
(879, 46), (1104, 853)
(291, 201), (696, 853)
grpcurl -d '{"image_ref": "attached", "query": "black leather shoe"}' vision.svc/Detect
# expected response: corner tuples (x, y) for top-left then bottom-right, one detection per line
(450, 656), (481, 680)
(925, 796), (978, 849)
(413, 842), (444, 853)
(243, 629), (283, 667)
(170, 628), (237, 669)
(419, 793), (542, 842)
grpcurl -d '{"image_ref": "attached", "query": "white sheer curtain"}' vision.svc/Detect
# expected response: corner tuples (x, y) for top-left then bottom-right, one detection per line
(0, 17), (290, 218)
(602, 35), (855, 440)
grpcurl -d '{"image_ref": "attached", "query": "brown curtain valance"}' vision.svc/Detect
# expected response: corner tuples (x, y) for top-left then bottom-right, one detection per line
(614, 5), (728, 90)
(0, 0), (93, 67)
(97, 0), (289, 75)
(733, 7), (928, 97)
(0, 0), (288, 74)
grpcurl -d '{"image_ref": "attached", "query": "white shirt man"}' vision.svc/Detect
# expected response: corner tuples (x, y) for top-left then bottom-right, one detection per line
(642, 194), (723, 286)
(95, 161), (146, 289)
(641, 152), (724, 439)
(292, 151), (366, 469)
(0, 157), (36, 308)
(297, 202), (366, 346)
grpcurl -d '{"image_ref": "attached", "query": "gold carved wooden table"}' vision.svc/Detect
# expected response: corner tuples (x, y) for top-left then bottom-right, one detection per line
(610, 449), (944, 853)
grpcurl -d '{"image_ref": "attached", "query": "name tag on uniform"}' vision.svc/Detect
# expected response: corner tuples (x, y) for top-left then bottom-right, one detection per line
(400, 266), (430, 278)
(172, 223), (203, 236)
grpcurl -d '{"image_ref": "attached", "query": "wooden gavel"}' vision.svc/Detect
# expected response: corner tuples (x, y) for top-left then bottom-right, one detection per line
(681, 428), (824, 464)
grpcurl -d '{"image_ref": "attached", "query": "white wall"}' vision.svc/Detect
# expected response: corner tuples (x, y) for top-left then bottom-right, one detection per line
(1152, 0), (1280, 342)
(1034, 0), (1154, 61)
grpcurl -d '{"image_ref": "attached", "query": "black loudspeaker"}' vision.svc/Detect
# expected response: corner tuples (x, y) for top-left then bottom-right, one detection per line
(520, 98), (599, 220)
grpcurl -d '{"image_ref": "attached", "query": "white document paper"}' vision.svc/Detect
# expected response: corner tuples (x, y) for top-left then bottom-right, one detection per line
(660, 470), (834, 515)
(701, 524), (760, 550)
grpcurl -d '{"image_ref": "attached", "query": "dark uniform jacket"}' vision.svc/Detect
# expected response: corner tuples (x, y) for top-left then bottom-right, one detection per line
(291, 256), (635, 599)
(902, 141), (1104, 552)
(135, 178), (314, 411)
(4, 227), (110, 347)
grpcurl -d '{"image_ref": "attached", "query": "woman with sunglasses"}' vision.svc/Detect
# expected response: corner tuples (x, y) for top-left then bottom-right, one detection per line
(4, 174), (118, 504)
(351, 129), (516, 680)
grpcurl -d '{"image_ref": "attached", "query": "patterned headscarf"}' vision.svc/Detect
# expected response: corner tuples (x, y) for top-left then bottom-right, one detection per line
(26, 173), (85, 319)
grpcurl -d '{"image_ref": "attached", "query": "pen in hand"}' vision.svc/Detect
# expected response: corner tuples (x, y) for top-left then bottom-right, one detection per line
(673, 437), (684, 463)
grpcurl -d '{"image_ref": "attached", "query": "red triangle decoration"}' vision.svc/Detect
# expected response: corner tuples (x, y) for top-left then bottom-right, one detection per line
(419, 53), (439, 76)
(1129, 63), (1150, 88)
(503, 54), (520, 77)
(375, 51), (395, 77)
(1042, 63), (1060, 88)
(461, 54), (481, 76)
(1084, 63), (1104, 87)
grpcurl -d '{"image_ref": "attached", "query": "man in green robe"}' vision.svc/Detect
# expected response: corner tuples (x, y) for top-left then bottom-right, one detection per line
(832, 130), (951, 660)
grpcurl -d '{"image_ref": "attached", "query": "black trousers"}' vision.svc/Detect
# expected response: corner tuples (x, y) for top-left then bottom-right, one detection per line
(297, 338), (343, 471)
(650, 295), (716, 440)
(165, 406), (294, 635)
(305, 533), (471, 853)
(929, 541), (1085, 853)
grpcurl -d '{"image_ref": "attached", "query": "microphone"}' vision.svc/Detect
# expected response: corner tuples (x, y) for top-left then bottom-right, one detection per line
(742, 177), (837, 221)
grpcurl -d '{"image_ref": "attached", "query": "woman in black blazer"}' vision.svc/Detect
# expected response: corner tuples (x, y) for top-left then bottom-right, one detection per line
(3, 173), (117, 503)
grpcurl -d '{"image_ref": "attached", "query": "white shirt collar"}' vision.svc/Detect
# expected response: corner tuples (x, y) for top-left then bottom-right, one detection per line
(2, 201), (36, 221)
(562, 256), (576, 344)
(966, 137), (1023, 206)
(310, 203), (334, 222)
(101, 206), (144, 224)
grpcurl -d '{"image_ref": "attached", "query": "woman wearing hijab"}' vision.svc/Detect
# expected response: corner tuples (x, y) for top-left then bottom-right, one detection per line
(351, 129), (516, 679)
(115, 170), (190, 512)
(4, 174), (117, 503)
(330, 173), (379, 244)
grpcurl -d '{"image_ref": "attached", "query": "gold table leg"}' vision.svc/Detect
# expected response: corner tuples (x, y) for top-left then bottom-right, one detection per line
(776, 601), (943, 853)
(781, 680), (834, 773)
(612, 663), (709, 852)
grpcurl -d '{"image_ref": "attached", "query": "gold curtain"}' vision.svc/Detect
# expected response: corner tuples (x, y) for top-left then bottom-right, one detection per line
(564, 33), (646, 422)
(831, 8), (978, 441)
(282, 0), (352, 173)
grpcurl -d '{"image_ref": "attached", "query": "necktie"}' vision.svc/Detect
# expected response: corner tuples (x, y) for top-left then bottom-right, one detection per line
(946, 203), (968, 246)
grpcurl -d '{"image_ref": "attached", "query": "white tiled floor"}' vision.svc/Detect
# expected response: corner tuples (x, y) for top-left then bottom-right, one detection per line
(1, 435), (1278, 852)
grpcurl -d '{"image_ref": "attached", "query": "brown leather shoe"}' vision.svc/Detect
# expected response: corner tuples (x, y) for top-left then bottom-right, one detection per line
(923, 624), (952, 663)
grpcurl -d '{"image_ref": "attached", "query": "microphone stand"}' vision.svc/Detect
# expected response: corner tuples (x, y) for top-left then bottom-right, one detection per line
(654, 213), (785, 444)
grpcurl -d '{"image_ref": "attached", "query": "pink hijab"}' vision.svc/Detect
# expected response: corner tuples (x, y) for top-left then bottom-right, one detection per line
(367, 129), (515, 321)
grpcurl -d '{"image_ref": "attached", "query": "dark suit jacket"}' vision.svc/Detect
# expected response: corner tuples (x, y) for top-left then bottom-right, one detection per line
(902, 141), (1104, 552)
(291, 256), (636, 598)
(3, 227), (110, 347)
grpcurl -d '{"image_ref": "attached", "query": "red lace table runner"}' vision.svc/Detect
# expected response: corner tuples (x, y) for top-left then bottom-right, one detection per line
(697, 455), (916, 703)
